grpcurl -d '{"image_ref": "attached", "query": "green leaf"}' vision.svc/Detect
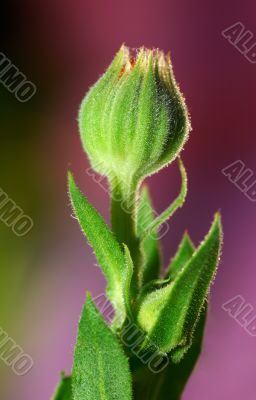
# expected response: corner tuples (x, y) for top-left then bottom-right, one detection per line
(132, 304), (207, 400)
(166, 231), (194, 280)
(136, 186), (161, 285)
(164, 304), (207, 398)
(52, 374), (72, 400)
(138, 213), (222, 360)
(68, 173), (127, 322)
(141, 158), (187, 240)
(72, 295), (132, 400)
(137, 231), (194, 305)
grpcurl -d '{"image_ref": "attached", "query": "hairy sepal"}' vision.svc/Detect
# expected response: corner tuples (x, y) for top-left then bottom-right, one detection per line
(137, 213), (222, 360)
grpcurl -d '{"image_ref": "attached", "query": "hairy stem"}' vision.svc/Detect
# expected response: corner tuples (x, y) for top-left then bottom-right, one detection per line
(111, 177), (141, 294)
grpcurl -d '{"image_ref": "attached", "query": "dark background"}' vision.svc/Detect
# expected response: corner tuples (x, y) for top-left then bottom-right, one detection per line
(0, 1), (255, 399)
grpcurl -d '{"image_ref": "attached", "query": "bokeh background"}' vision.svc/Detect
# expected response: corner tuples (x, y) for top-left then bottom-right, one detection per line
(0, 0), (256, 399)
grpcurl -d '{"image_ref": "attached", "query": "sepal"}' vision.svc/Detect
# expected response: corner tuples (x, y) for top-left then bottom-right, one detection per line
(166, 231), (194, 280)
(137, 213), (222, 360)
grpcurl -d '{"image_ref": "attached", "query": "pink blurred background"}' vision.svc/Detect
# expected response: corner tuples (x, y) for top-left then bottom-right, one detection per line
(0, 0), (256, 399)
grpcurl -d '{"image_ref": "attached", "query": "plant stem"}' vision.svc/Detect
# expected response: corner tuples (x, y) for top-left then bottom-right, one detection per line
(110, 177), (141, 294)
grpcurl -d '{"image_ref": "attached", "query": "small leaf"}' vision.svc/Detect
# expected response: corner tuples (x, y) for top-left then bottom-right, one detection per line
(133, 305), (207, 400)
(138, 213), (222, 359)
(166, 231), (194, 280)
(68, 173), (127, 320)
(138, 231), (194, 304)
(157, 305), (207, 399)
(72, 295), (133, 400)
(141, 158), (187, 240)
(136, 186), (161, 285)
(52, 374), (72, 400)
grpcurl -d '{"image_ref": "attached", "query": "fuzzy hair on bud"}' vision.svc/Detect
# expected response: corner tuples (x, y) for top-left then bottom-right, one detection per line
(79, 45), (191, 190)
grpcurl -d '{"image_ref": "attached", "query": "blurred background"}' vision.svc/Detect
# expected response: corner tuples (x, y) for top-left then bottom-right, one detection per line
(0, 0), (255, 399)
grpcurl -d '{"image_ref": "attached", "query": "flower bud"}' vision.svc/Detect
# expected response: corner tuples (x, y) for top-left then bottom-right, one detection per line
(79, 45), (191, 189)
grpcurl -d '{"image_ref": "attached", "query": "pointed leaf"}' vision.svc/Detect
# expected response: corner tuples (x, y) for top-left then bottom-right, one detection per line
(136, 186), (161, 285)
(142, 158), (187, 240)
(138, 213), (222, 359)
(68, 173), (126, 320)
(72, 295), (132, 400)
(52, 374), (72, 400)
(166, 231), (194, 280)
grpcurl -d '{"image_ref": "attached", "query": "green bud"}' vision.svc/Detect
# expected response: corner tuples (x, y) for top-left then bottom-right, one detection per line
(79, 45), (191, 189)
